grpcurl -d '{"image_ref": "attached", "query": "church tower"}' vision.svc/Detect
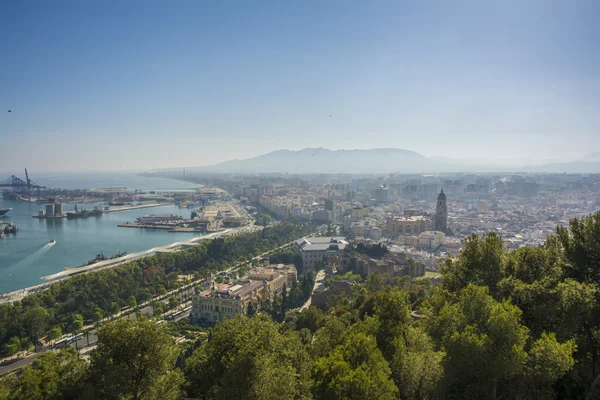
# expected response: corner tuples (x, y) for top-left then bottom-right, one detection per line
(435, 189), (447, 233)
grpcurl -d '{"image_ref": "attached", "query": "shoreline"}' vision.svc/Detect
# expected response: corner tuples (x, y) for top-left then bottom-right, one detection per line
(0, 225), (260, 304)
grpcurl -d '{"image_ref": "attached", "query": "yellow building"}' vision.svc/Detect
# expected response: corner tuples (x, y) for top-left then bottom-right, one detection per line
(403, 235), (419, 247)
(351, 206), (369, 221)
(386, 216), (434, 237)
(192, 264), (297, 324)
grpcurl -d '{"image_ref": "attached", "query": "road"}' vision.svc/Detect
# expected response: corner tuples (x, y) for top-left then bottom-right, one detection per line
(0, 236), (299, 376)
(0, 352), (44, 376)
(298, 269), (326, 312)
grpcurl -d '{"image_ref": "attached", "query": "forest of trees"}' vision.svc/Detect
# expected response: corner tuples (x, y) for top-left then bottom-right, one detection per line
(0, 221), (311, 353)
(2, 212), (600, 399)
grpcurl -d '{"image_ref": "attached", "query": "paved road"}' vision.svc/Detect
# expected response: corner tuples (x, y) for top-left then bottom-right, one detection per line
(0, 352), (44, 375)
(0, 236), (301, 375)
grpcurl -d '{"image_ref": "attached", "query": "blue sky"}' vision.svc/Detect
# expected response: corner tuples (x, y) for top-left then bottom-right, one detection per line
(1, 0), (599, 172)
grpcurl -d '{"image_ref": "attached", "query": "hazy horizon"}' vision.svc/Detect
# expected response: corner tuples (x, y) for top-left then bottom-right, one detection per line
(1, 1), (599, 172)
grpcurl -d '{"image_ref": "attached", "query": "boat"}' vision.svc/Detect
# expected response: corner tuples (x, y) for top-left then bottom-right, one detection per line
(136, 214), (183, 224)
(87, 251), (108, 265)
(2, 223), (18, 234)
(50, 239), (56, 244)
(0, 208), (12, 217)
(110, 251), (128, 259)
(1, 192), (18, 200)
(66, 207), (103, 219)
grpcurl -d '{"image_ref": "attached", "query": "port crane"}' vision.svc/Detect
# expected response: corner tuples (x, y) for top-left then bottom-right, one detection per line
(0, 169), (46, 200)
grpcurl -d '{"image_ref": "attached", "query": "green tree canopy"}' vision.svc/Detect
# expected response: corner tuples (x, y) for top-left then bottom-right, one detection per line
(0, 347), (87, 400)
(313, 332), (398, 400)
(186, 315), (312, 400)
(89, 318), (183, 400)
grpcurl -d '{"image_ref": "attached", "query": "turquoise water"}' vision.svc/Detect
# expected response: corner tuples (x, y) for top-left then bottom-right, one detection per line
(0, 173), (201, 294)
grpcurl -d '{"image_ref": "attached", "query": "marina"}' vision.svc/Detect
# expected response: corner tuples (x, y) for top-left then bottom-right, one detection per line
(0, 173), (203, 294)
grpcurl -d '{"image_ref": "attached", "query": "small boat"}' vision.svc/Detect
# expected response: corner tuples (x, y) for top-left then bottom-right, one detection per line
(50, 239), (56, 244)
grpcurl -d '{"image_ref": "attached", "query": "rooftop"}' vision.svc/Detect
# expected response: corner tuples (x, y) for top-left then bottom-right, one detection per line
(295, 236), (349, 252)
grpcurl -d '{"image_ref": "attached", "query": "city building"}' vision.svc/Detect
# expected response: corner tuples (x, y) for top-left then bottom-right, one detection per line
(191, 264), (297, 324)
(374, 185), (389, 203)
(435, 189), (448, 233)
(294, 236), (349, 269)
(386, 215), (434, 237)
(417, 231), (445, 251)
(351, 206), (369, 221)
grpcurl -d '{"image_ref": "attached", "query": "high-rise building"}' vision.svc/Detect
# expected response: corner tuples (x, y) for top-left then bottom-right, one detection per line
(324, 198), (335, 211)
(435, 189), (447, 233)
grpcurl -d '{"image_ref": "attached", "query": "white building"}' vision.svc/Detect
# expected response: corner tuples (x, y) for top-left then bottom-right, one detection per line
(417, 231), (445, 251)
(294, 236), (349, 269)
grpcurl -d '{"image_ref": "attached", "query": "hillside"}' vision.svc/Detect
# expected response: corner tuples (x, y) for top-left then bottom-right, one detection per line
(184, 148), (447, 174)
(167, 148), (600, 174)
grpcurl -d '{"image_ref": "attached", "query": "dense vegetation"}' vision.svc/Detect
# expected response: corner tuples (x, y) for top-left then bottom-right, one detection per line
(355, 242), (389, 258)
(0, 318), (182, 400)
(3, 212), (600, 399)
(0, 222), (311, 353)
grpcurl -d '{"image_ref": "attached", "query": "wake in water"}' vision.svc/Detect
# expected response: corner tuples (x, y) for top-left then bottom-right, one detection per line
(5, 242), (55, 271)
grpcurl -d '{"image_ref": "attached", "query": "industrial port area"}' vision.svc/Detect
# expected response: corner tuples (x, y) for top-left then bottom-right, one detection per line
(118, 201), (251, 232)
(0, 169), (263, 304)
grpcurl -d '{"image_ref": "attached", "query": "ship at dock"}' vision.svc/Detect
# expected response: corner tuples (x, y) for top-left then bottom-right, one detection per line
(86, 251), (108, 265)
(66, 206), (103, 219)
(63, 250), (129, 270)
(136, 214), (183, 224)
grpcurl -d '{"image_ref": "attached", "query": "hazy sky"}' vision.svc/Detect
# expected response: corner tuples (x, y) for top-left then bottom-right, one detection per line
(1, 1), (599, 172)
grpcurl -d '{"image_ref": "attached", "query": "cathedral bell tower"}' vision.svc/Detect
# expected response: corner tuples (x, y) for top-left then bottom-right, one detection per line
(435, 189), (447, 233)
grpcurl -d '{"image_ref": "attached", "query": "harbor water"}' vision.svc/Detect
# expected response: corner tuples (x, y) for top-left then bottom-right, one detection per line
(0, 173), (202, 294)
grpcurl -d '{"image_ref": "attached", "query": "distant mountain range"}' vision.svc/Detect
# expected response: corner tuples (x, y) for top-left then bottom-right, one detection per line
(171, 148), (600, 174)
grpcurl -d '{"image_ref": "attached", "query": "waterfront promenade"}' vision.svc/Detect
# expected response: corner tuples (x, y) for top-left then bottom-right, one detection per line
(0, 225), (260, 304)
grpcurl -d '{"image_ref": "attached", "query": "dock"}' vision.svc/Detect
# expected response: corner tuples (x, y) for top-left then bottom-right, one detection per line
(117, 221), (206, 232)
(102, 203), (172, 213)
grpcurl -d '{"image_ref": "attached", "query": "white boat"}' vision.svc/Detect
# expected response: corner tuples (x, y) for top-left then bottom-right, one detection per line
(0, 208), (12, 217)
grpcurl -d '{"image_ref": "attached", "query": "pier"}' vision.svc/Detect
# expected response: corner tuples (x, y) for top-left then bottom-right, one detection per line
(102, 203), (172, 213)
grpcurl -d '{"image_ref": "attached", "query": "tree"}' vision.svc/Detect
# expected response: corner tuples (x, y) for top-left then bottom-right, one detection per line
(247, 301), (256, 317)
(152, 302), (164, 316)
(366, 272), (385, 292)
(441, 232), (505, 297)
(71, 314), (84, 333)
(168, 296), (178, 310)
(525, 333), (576, 389)
(20, 338), (33, 351)
(89, 318), (183, 400)
(390, 326), (444, 400)
(109, 302), (120, 316)
(361, 287), (411, 359)
(295, 306), (322, 333)
(47, 326), (62, 341)
(0, 347), (87, 400)
(280, 283), (287, 321)
(186, 315), (312, 400)
(24, 307), (49, 345)
(92, 308), (103, 324)
(127, 295), (137, 310)
(430, 285), (531, 399)
(5, 336), (20, 357)
(313, 332), (398, 400)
